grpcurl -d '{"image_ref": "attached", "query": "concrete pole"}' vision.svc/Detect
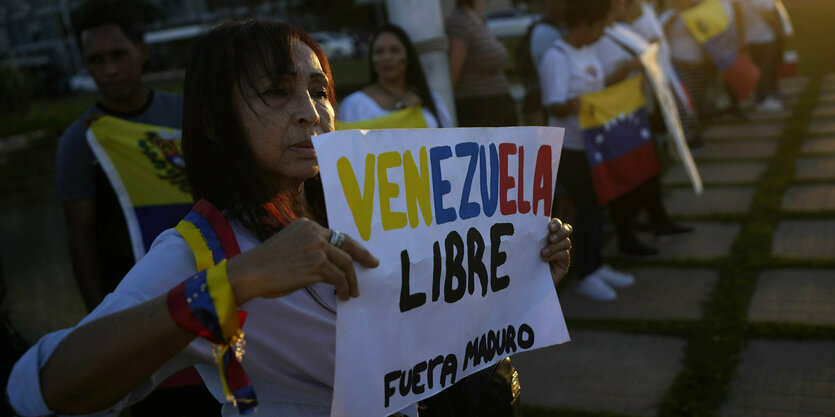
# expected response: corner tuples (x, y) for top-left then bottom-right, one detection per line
(385, 0), (457, 126)
(59, 0), (83, 75)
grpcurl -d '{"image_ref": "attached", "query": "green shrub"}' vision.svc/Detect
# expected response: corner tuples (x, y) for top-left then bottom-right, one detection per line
(0, 62), (33, 116)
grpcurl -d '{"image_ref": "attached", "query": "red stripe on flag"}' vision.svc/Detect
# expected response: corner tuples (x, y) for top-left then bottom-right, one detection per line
(193, 199), (242, 258)
(724, 55), (761, 100)
(590, 141), (660, 205)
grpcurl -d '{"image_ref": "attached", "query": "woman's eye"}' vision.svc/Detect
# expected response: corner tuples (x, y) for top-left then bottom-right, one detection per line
(312, 89), (329, 100)
(264, 87), (287, 97)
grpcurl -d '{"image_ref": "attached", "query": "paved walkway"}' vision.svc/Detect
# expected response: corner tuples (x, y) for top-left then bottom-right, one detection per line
(516, 76), (835, 416)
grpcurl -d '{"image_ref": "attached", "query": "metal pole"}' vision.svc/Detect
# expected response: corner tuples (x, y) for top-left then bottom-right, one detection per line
(385, 0), (457, 126)
(59, 0), (83, 75)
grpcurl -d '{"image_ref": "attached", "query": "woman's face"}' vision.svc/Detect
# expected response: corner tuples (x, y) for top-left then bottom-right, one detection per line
(372, 32), (408, 81)
(233, 41), (334, 189)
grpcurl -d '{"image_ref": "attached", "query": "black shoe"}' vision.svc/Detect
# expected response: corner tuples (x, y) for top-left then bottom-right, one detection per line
(618, 239), (659, 257)
(655, 223), (694, 241)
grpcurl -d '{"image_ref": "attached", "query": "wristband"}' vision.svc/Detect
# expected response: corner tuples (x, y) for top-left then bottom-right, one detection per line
(168, 260), (257, 414)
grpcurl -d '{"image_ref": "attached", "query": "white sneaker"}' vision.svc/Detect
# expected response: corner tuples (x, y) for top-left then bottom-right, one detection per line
(756, 97), (783, 112)
(598, 264), (635, 288)
(575, 271), (617, 302)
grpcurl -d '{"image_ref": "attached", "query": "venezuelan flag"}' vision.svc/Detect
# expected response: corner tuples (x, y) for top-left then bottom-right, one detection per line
(87, 116), (194, 261)
(336, 105), (427, 130)
(680, 0), (760, 99)
(579, 75), (660, 205)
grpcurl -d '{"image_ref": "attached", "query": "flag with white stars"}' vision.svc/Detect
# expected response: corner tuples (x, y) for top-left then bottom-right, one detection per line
(579, 75), (660, 205)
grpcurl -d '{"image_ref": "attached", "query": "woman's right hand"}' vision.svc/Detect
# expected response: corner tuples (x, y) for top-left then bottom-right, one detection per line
(227, 218), (379, 305)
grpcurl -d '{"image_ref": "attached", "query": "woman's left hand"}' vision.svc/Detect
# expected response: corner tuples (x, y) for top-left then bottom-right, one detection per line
(540, 218), (572, 287)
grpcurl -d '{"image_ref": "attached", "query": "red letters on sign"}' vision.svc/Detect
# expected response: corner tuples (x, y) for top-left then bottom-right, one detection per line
(499, 143), (516, 216)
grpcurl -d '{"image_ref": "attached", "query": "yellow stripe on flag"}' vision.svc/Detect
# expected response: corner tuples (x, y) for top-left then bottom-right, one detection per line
(680, 0), (730, 44)
(175, 220), (215, 272)
(206, 259), (239, 340)
(579, 75), (646, 130)
(215, 345), (234, 401)
(89, 116), (191, 207)
(336, 106), (428, 130)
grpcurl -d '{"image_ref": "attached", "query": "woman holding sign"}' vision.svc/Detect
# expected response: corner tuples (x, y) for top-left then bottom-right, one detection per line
(338, 25), (452, 128)
(7, 19), (572, 417)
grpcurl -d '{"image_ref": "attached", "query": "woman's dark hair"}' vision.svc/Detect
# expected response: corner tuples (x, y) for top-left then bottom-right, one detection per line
(456, 0), (475, 8)
(182, 19), (335, 241)
(367, 24), (442, 126)
(565, 0), (612, 28)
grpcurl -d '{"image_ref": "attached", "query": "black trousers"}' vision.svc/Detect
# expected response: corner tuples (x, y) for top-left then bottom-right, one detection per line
(554, 150), (603, 277)
(608, 175), (672, 246)
(749, 41), (780, 102)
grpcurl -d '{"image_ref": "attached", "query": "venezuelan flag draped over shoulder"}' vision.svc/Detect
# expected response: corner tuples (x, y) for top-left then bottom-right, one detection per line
(87, 116), (193, 261)
(336, 106), (427, 130)
(680, 0), (760, 99)
(580, 75), (660, 205)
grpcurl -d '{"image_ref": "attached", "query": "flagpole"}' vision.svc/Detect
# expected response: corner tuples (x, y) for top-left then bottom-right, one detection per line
(385, 0), (458, 127)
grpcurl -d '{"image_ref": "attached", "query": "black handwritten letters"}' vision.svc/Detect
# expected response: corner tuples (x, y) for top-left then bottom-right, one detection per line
(399, 222), (515, 313)
(382, 323), (535, 408)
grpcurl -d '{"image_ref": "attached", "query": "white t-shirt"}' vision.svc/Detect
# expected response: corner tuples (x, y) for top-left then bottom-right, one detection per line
(338, 90), (452, 128)
(592, 25), (646, 79)
(538, 39), (605, 150)
(661, 9), (706, 63)
(632, 2), (663, 43)
(737, 0), (777, 44)
(633, 3), (671, 59)
(529, 22), (566, 70)
(7, 223), (417, 417)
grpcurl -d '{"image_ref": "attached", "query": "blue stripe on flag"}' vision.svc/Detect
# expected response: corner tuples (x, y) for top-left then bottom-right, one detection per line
(184, 270), (225, 341)
(582, 107), (653, 168)
(183, 210), (227, 264)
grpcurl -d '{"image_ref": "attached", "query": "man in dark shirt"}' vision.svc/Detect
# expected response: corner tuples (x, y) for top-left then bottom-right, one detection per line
(54, 2), (217, 415)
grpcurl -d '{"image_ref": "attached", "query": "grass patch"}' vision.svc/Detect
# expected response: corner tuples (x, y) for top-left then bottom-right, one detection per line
(555, 66), (832, 417)
(654, 71), (823, 417)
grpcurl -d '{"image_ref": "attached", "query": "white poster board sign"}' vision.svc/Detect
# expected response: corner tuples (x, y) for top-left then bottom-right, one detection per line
(639, 43), (703, 195)
(314, 127), (570, 417)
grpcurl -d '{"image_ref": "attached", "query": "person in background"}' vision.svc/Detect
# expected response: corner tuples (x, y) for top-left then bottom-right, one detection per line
(8, 19), (574, 417)
(59, 1), (184, 313)
(661, 0), (714, 149)
(518, 0), (569, 126)
(53, 1), (217, 415)
(591, 0), (693, 257)
(539, 0), (634, 302)
(736, 0), (786, 111)
(338, 24), (452, 128)
(445, 0), (519, 127)
(529, 0), (570, 68)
